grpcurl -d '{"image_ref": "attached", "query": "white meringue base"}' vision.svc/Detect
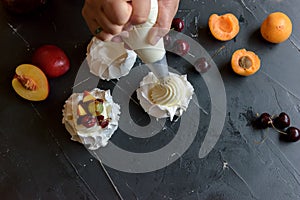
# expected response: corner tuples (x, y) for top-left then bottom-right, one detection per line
(86, 37), (137, 81)
(62, 88), (120, 150)
(136, 72), (194, 121)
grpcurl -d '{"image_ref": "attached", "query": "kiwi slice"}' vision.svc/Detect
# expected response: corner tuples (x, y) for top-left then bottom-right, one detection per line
(88, 101), (104, 116)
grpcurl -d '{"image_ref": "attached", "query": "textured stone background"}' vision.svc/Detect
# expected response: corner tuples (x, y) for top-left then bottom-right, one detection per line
(1, 0), (300, 199)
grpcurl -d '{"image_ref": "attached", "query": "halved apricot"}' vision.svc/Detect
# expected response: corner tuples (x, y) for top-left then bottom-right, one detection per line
(231, 49), (261, 76)
(208, 13), (240, 41)
(260, 12), (292, 43)
(12, 64), (49, 101)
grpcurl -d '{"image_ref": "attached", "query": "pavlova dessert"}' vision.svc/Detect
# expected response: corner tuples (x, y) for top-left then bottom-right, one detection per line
(86, 37), (137, 80)
(62, 88), (120, 150)
(136, 72), (194, 121)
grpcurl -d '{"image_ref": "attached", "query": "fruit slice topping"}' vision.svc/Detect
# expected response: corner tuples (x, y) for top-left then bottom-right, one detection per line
(12, 64), (49, 101)
(88, 100), (104, 116)
(75, 91), (110, 129)
(82, 91), (96, 103)
(97, 115), (105, 122)
(77, 103), (87, 116)
(100, 119), (110, 129)
(80, 115), (97, 128)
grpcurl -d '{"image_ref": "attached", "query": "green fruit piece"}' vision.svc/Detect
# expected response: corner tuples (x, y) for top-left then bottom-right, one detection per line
(88, 101), (104, 116)
(95, 101), (104, 116)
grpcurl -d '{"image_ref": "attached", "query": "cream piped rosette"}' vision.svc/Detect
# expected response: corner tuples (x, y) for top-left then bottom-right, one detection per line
(86, 37), (137, 81)
(136, 72), (194, 121)
(62, 88), (120, 150)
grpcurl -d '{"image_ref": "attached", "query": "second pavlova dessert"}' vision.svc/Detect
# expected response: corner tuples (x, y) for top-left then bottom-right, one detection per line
(136, 72), (194, 121)
(87, 37), (137, 80)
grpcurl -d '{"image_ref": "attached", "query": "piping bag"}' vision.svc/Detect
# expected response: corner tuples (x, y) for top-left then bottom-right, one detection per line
(121, 0), (169, 81)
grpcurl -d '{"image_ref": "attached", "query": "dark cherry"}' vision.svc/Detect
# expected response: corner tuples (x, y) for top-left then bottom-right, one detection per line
(194, 57), (211, 73)
(284, 127), (300, 142)
(80, 115), (97, 128)
(97, 115), (104, 122)
(96, 98), (104, 103)
(100, 119), (109, 129)
(173, 39), (190, 56)
(256, 113), (272, 129)
(163, 34), (173, 49)
(273, 112), (290, 129)
(171, 18), (184, 32)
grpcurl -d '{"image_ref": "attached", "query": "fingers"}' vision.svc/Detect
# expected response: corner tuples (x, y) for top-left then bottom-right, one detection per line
(148, 0), (180, 45)
(82, 0), (179, 43)
(95, 11), (123, 35)
(82, 0), (132, 41)
(130, 0), (151, 25)
(148, 26), (170, 45)
(104, 0), (132, 25)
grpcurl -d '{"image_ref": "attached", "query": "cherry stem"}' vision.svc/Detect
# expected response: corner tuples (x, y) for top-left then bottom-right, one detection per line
(188, 52), (195, 57)
(211, 45), (225, 59)
(268, 119), (287, 135)
(206, 45), (226, 64)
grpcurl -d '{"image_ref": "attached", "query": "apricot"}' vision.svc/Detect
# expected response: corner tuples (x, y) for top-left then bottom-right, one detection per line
(231, 49), (261, 76)
(260, 12), (292, 43)
(12, 64), (49, 101)
(208, 13), (240, 41)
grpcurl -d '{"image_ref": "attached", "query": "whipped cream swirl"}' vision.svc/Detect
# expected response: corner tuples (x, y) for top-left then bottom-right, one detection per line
(137, 72), (194, 121)
(149, 76), (184, 106)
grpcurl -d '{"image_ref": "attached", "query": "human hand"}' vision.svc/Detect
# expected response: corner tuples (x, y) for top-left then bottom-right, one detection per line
(148, 0), (180, 45)
(82, 0), (152, 41)
(82, 0), (179, 44)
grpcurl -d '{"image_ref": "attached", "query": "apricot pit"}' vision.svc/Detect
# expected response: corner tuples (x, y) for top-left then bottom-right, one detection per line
(231, 49), (260, 76)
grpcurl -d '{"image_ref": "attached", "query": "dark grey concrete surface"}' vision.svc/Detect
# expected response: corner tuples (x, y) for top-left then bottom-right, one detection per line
(1, 0), (300, 199)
